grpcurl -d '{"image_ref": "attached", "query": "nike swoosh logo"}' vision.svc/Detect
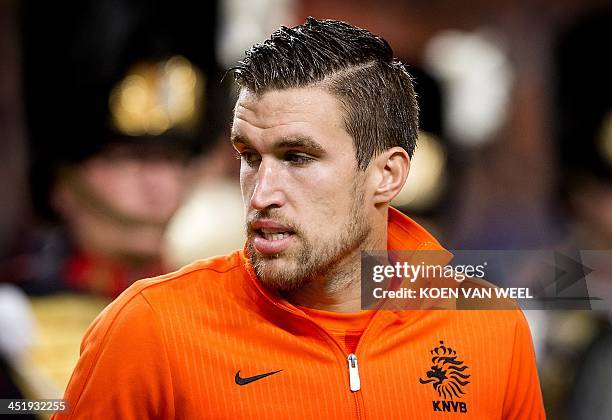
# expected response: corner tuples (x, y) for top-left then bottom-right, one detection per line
(234, 369), (282, 386)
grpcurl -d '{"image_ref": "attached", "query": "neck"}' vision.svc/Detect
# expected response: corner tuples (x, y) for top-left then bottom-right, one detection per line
(283, 209), (388, 313)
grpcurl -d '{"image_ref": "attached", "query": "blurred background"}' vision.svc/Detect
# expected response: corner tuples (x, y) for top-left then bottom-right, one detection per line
(1, 0), (611, 418)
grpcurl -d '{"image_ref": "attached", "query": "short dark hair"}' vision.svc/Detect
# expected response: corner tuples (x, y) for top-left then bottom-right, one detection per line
(231, 17), (419, 170)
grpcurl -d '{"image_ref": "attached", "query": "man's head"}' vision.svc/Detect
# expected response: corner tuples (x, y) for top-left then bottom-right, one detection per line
(231, 18), (418, 291)
(52, 142), (188, 261)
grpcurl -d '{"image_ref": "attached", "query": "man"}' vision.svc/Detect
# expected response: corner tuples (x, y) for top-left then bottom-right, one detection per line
(19, 0), (224, 298)
(15, 0), (227, 400)
(54, 18), (544, 419)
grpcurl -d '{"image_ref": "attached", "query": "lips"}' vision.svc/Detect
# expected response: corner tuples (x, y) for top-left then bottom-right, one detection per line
(250, 220), (296, 255)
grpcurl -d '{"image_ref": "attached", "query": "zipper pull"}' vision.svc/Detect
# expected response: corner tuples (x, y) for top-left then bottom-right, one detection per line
(347, 353), (361, 392)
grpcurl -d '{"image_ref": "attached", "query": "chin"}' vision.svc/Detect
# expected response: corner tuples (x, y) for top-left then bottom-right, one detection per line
(253, 258), (306, 291)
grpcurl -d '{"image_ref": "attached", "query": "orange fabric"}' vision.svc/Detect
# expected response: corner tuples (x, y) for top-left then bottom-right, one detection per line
(298, 306), (376, 354)
(53, 207), (545, 419)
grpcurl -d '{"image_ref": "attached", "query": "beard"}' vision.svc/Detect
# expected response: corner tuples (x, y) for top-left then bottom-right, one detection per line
(246, 181), (370, 292)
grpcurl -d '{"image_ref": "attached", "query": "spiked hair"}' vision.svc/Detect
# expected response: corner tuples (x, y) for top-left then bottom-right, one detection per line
(231, 17), (419, 170)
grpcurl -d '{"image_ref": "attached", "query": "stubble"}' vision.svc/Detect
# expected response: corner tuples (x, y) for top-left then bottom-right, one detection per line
(246, 180), (370, 292)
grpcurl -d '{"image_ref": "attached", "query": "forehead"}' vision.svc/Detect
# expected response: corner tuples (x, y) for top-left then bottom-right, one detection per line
(231, 87), (349, 145)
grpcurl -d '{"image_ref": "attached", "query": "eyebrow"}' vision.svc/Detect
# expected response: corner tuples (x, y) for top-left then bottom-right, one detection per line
(231, 134), (325, 153)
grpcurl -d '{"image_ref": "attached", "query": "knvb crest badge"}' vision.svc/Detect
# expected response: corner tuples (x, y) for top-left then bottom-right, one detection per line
(419, 341), (470, 413)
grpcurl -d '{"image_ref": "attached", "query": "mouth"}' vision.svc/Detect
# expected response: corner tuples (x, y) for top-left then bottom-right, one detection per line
(250, 221), (296, 255)
(257, 229), (293, 241)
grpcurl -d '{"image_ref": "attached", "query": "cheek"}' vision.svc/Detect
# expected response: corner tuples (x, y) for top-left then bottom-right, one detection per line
(295, 166), (356, 217)
(83, 162), (186, 219)
(82, 164), (134, 202)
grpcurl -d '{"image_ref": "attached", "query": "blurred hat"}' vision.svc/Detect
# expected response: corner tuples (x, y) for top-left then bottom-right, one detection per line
(21, 0), (228, 219)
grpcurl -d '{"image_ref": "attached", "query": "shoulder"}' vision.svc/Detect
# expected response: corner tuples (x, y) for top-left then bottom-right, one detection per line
(132, 250), (246, 293)
(82, 251), (246, 346)
(438, 305), (530, 338)
(422, 276), (532, 344)
(456, 276), (521, 310)
(126, 250), (245, 300)
(451, 276), (530, 332)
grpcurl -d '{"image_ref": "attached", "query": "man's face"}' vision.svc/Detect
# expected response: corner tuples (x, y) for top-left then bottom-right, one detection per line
(232, 87), (371, 291)
(53, 144), (187, 259)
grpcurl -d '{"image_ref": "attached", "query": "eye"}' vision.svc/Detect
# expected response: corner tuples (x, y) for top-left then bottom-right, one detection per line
(236, 150), (261, 167)
(284, 152), (313, 165)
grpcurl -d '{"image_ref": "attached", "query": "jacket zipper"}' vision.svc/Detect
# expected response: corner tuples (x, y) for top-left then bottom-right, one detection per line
(249, 271), (393, 419)
(347, 353), (364, 420)
(347, 354), (361, 391)
(263, 298), (367, 418)
(296, 311), (376, 420)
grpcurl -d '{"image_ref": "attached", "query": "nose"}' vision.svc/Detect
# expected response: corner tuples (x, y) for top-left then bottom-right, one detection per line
(249, 159), (285, 210)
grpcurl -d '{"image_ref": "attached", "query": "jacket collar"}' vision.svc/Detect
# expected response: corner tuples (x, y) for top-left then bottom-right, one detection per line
(387, 207), (444, 251)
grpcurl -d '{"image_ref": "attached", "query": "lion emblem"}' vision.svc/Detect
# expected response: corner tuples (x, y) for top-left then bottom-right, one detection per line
(419, 341), (470, 400)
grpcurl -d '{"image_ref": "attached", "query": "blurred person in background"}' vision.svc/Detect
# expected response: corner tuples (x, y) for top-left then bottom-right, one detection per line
(18, 0), (226, 298)
(536, 7), (612, 420)
(7, 0), (230, 399)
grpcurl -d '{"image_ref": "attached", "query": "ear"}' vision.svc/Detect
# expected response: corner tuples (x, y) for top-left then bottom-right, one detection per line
(369, 147), (410, 205)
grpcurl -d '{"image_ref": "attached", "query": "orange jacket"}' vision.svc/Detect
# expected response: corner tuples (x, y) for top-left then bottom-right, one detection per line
(54, 208), (545, 419)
